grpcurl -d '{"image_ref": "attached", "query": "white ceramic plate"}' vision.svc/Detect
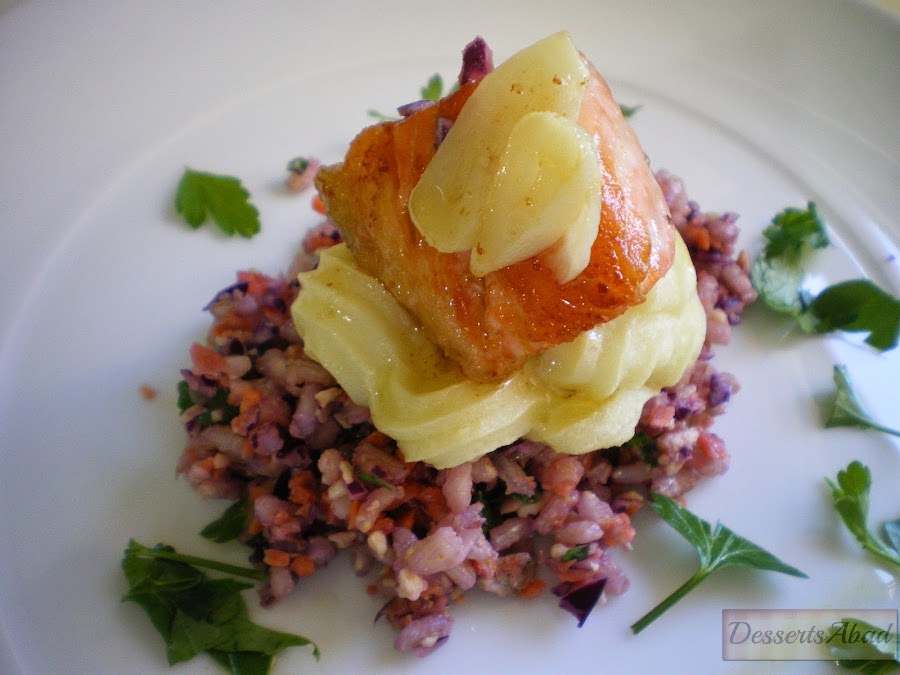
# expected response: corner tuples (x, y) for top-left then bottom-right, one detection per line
(1, 2), (897, 673)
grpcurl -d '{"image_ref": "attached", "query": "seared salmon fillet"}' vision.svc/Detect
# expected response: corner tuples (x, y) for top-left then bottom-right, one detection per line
(315, 55), (674, 382)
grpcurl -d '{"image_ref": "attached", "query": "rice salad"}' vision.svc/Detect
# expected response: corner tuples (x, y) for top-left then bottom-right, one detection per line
(175, 157), (756, 655)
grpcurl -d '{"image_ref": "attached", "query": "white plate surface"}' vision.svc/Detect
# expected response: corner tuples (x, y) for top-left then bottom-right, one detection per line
(0, 1), (898, 674)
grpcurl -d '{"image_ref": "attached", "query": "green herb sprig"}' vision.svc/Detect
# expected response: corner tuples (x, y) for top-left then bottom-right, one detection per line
(122, 540), (318, 674)
(368, 73), (448, 121)
(825, 617), (900, 672)
(826, 462), (900, 568)
(630, 494), (807, 634)
(174, 168), (260, 238)
(750, 203), (900, 350)
(619, 103), (641, 118)
(824, 365), (900, 438)
(200, 500), (251, 544)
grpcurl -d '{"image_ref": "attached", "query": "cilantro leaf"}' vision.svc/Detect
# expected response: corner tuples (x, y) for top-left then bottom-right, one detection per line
(809, 280), (900, 351)
(824, 365), (900, 438)
(174, 168), (260, 238)
(630, 494), (807, 634)
(200, 500), (251, 543)
(420, 74), (444, 101)
(826, 462), (900, 568)
(825, 617), (899, 672)
(122, 540), (319, 672)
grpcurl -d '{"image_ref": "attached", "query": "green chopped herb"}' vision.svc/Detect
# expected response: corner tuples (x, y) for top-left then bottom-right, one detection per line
(286, 157), (309, 174)
(366, 109), (397, 121)
(176, 380), (194, 414)
(122, 540), (318, 673)
(200, 500), (251, 544)
(760, 202), (829, 261)
(356, 470), (394, 490)
(474, 483), (506, 534)
(174, 168), (260, 238)
(190, 387), (240, 429)
(750, 202), (828, 316)
(512, 488), (542, 504)
(825, 617), (899, 672)
(420, 73), (444, 101)
(809, 280), (900, 352)
(751, 202), (899, 350)
(630, 493), (807, 634)
(882, 519), (900, 555)
(619, 103), (641, 118)
(824, 365), (900, 438)
(560, 544), (591, 563)
(826, 461), (900, 568)
(624, 432), (659, 467)
(368, 72), (449, 121)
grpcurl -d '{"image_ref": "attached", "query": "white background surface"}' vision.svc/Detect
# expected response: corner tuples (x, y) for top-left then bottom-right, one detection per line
(0, 1), (898, 674)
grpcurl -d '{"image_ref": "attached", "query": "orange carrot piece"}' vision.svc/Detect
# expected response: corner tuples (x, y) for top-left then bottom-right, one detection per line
(236, 270), (272, 297)
(304, 234), (338, 252)
(290, 555), (316, 578)
(311, 194), (325, 214)
(189, 342), (228, 375)
(263, 548), (291, 567)
(346, 498), (361, 529)
(515, 578), (546, 599)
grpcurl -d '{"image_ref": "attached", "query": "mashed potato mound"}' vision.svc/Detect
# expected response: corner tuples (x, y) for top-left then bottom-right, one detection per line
(291, 235), (704, 469)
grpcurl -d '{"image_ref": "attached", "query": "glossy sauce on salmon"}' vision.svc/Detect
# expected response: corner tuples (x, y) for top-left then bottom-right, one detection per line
(315, 44), (674, 382)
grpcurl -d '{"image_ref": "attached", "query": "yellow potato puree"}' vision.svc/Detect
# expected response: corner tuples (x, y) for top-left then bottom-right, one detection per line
(292, 236), (704, 468)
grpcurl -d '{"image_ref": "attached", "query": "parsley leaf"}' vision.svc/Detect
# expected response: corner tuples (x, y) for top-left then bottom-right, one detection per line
(366, 109), (397, 122)
(356, 470), (394, 490)
(825, 462), (900, 568)
(176, 380), (194, 414)
(619, 103), (641, 119)
(760, 202), (829, 261)
(122, 540), (319, 672)
(809, 281), (900, 351)
(200, 500), (251, 544)
(369, 72), (450, 121)
(174, 168), (260, 238)
(751, 203), (899, 350)
(824, 365), (900, 438)
(750, 202), (828, 315)
(630, 493), (807, 634)
(420, 74), (444, 101)
(825, 617), (899, 672)
(560, 544), (590, 562)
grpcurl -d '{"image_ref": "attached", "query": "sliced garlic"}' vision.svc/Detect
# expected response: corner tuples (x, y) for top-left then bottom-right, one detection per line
(409, 31), (601, 282)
